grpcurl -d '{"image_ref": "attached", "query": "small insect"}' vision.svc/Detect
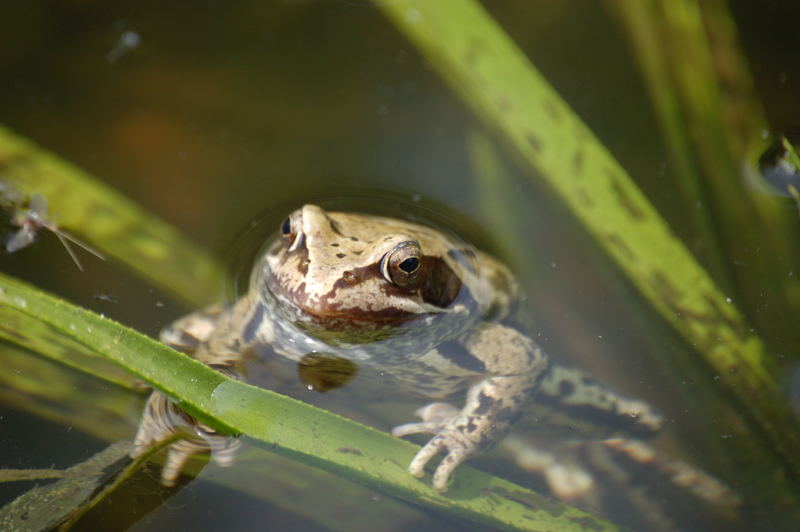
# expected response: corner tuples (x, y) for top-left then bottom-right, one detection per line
(93, 292), (119, 303)
(106, 30), (141, 63)
(4, 192), (105, 271)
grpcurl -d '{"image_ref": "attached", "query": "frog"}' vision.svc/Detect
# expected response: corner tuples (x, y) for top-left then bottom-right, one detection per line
(131, 204), (734, 506)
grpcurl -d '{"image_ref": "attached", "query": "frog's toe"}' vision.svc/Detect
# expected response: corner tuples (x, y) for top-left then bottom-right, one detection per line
(432, 444), (470, 491)
(391, 402), (460, 438)
(407, 441), (438, 478)
(406, 431), (473, 492)
(414, 402), (460, 424)
(392, 421), (443, 438)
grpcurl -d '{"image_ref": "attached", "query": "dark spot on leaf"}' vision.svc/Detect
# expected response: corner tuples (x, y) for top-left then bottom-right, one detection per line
(609, 171), (645, 220)
(573, 150), (584, 174)
(607, 234), (636, 262)
(543, 100), (560, 121)
(527, 133), (542, 153)
(336, 446), (363, 455)
(576, 188), (594, 208)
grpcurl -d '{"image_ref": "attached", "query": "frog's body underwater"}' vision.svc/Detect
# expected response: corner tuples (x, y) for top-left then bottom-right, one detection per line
(133, 204), (736, 520)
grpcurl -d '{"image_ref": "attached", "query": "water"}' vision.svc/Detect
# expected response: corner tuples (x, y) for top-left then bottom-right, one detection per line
(2, 1), (800, 530)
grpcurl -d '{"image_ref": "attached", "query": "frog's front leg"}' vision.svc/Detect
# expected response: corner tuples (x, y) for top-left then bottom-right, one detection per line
(393, 324), (547, 491)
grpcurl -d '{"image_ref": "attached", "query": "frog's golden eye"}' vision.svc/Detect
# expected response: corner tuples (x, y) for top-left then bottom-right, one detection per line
(381, 241), (423, 289)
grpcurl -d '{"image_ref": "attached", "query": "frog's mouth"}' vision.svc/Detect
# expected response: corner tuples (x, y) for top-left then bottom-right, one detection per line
(266, 273), (431, 329)
(261, 281), (421, 346)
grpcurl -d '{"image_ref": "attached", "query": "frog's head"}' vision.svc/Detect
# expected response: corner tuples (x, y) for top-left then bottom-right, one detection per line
(257, 204), (480, 342)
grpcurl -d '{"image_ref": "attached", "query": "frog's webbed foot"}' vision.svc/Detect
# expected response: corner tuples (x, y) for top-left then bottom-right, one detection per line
(132, 367), (242, 486)
(392, 402), (474, 491)
(393, 390), (525, 492)
(391, 380), (526, 492)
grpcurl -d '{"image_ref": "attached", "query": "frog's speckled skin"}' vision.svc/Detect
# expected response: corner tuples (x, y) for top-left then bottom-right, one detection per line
(132, 205), (734, 505)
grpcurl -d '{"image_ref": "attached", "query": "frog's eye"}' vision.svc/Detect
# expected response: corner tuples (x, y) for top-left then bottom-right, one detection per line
(381, 241), (423, 289)
(280, 217), (292, 238)
(280, 212), (304, 251)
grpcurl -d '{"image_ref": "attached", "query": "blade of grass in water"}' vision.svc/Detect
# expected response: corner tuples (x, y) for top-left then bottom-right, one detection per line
(379, 0), (800, 502)
(0, 271), (620, 532)
(0, 441), (134, 532)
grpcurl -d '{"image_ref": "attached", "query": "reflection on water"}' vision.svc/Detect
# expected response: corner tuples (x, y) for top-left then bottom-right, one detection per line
(297, 352), (358, 392)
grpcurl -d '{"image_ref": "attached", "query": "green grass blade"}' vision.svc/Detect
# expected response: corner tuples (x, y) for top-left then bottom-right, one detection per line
(0, 271), (619, 532)
(379, 0), (800, 488)
(0, 124), (223, 306)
